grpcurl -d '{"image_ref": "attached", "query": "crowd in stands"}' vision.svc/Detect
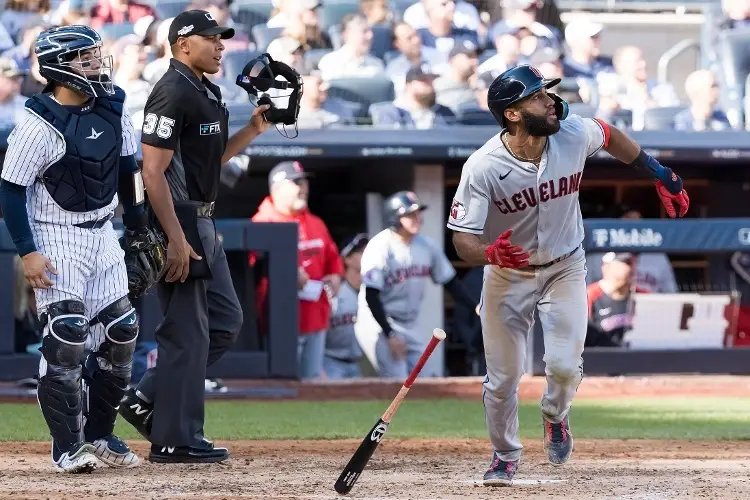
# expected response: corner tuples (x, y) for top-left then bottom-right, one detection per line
(0, 0), (748, 131)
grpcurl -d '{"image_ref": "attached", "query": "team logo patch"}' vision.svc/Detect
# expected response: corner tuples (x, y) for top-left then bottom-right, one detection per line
(200, 122), (221, 135)
(528, 65), (542, 78)
(451, 199), (467, 221)
(205, 12), (215, 21)
(177, 25), (194, 36)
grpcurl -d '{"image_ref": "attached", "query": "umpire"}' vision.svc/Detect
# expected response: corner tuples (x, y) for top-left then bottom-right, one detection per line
(119, 9), (272, 463)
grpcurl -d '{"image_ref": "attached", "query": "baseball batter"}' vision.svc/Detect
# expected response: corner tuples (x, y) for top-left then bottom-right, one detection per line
(356, 191), (476, 378)
(0, 26), (156, 473)
(447, 65), (689, 486)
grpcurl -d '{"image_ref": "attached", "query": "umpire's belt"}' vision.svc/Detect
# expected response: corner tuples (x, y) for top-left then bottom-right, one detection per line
(522, 246), (580, 270)
(195, 201), (215, 218)
(74, 214), (113, 229)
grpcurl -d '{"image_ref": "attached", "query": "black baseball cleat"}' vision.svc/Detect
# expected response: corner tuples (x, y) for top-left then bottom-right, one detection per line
(482, 453), (519, 487)
(118, 388), (153, 440)
(148, 443), (230, 464)
(543, 416), (574, 465)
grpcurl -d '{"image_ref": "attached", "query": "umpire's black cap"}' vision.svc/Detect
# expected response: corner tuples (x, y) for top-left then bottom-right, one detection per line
(168, 10), (235, 45)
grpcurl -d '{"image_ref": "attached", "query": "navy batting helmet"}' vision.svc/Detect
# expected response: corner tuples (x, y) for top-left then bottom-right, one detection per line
(35, 25), (114, 98)
(487, 64), (568, 127)
(383, 191), (427, 228)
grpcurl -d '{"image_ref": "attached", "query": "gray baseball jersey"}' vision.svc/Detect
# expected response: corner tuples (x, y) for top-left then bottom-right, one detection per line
(447, 114), (605, 463)
(358, 229), (456, 331)
(447, 114), (606, 265)
(325, 281), (361, 360)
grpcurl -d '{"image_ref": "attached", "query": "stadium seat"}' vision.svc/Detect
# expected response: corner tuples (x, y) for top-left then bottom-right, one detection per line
(153, 0), (190, 19)
(456, 106), (496, 125)
(232, 1), (274, 30)
(717, 27), (750, 127)
(319, 0), (360, 31)
(329, 24), (393, 60)
(327, 77), (396, 110)
(251, 26), (283, 52)
(478, 49), (497, 64)
(99, 22), (135, 39)
(304, 49), (333, 70)
(567, 103), (597, 118)
(643, 106), (687, 131)
(222, 49), (261, 82)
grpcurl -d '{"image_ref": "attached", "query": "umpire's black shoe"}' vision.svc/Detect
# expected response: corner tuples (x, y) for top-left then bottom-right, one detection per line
(148, 444), (230, 464)
(118, 388), (153, 440)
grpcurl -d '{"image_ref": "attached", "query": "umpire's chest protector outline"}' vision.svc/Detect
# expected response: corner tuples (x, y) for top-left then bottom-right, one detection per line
(25, 88), (125, 213)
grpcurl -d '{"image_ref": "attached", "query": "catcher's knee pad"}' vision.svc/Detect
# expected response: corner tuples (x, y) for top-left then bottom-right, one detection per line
(38, 300), (88, 451)
(83, 297), (138, 440)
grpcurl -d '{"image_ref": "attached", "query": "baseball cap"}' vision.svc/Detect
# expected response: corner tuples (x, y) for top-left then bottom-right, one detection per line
(168, 9), (235, 45)
(268, 161), (312, 187)
(474, 71), (496, 90)
(340, 233), (369, 258)
(0, 57), (24, 78)
(405, 64), (438, 83)
(564, 19), (603, 42)
(449, 39), (478, 59)
(602, 252), (635, 264)
(530, 47), (562, 66)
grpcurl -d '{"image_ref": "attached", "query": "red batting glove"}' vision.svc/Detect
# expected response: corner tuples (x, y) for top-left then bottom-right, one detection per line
(485, 229), (530, 268)
(655, 180), (690, 218)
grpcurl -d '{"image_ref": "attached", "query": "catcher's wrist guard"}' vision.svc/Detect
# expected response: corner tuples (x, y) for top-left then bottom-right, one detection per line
(120, 227), (167, 298)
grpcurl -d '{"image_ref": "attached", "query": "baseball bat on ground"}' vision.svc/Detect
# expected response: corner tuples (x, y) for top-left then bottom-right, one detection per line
(333, 328), (447, 495)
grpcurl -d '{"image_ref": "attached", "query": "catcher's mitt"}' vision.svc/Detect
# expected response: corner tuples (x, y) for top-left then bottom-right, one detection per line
(120, 227), (167, 298)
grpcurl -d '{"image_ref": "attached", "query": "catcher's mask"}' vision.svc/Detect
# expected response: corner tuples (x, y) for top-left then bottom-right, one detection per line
(236, 53), (303, 139)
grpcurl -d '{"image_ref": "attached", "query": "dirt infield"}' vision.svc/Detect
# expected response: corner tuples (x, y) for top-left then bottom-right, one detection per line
(1, 375), (749, 499)
(1, 439), (748, 500)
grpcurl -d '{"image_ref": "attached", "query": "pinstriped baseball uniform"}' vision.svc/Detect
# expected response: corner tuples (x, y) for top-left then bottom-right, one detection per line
(447, 114), (605, 462)
(355, 229), (456, 377)
(1, 102), (138, 328)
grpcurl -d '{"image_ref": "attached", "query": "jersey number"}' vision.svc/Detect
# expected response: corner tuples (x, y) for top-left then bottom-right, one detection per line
(143, 113), (175, 139)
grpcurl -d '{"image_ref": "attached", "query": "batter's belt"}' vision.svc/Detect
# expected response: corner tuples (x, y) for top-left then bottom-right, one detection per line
(520, 246), (580, 270)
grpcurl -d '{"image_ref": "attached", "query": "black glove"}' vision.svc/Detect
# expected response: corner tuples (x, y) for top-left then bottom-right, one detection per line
(120, 227), (167, 299)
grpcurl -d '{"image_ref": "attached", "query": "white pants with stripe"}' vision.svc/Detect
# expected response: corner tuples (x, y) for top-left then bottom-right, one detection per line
(32, 220), (129, 375)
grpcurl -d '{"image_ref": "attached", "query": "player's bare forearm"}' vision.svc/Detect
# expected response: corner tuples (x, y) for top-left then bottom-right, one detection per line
(141, 144), (184, 241)
(452, 232), (489, 266)
(602, 124), (641, 164)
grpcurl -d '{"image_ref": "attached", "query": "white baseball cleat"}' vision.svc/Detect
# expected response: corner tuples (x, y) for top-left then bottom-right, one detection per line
(91, 434), (140, 468)
(53, 442), (98, 473)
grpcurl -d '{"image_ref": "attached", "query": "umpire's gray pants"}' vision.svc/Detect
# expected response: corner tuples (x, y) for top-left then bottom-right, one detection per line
(136, 217), (243, 447)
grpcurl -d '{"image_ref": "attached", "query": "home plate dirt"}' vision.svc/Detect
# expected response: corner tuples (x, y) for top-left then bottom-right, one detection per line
(0, 439), (748, 500)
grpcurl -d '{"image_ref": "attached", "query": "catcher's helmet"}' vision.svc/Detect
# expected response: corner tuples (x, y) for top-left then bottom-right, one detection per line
(487, 64), (562, 127)
(383, 191), (427, 228)
(35, 25), (114, 98)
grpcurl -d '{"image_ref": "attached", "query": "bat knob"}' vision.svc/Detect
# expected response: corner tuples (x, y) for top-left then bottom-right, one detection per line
(432, 328), (447, 341)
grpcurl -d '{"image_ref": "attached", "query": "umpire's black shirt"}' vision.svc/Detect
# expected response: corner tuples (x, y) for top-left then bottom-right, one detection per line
(141, 58), (229, 202)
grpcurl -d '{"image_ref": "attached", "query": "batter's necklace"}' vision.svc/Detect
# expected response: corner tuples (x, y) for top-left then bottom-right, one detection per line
(502, 133), (545, 163)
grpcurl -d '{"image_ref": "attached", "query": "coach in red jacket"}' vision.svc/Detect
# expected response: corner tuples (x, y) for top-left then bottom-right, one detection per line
(252, 161), (344, 379)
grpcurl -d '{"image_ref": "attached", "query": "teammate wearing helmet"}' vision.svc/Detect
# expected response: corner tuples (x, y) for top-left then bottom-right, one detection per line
(0, 25), (148, 472)
(356, 191), (477, 377)
(447, 64), (689, 486)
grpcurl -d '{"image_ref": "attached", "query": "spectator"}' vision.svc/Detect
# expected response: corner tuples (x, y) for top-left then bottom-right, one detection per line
(459, 70), (494, 112)
(18, 49), (45, 97)
(609, 45), (680, 130)
(416, 0), (479, 60)
(530, 46), (587, 105)
(477, 30), (521, 75)
(594, 71), (630, 126)
(111, 34), (150, 116)
(585, 252), (646, 347)
(360, 0), (394, 27)
(403, 0), (481, 31)
(0, 23), (13, 55)
(673, 69), (731, 131)
(562, 19), (613, 80)
(188, 0), (253, 52)
(371, 64), (456, 128)
(492, 0), (561, 53)
(324, 233), (369, 379)
(89, 0), (156, 29)
(267, 36), (306, 70)
(277, 0), (332, 51)
(385, 22), (443, 96)
(1, 22), (45, 73)
(720, 0), (750, 29)
(317, 14), (385, 80)
(1, 0), (50, 44)
(252, 161), (344, 380)
(0, 57), (27, 129)
(142, 17), (173, 86)
(586, 207), (678, 293)
(434, 39), (478, 114)
(61, 6), (91, 26)
(297, 68), (357, 128)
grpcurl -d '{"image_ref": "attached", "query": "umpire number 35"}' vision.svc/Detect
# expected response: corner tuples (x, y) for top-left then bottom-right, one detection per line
(143, 113), (175, 139)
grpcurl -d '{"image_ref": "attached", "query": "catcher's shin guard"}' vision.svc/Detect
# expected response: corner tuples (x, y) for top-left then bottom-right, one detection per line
(37, 300), (89, 453)
(83, 297), (138, 441)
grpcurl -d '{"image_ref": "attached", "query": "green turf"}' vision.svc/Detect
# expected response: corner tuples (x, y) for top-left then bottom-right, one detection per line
(1, 397), (748, 442)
